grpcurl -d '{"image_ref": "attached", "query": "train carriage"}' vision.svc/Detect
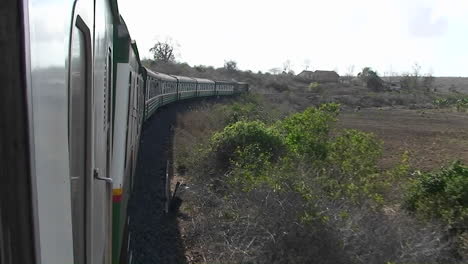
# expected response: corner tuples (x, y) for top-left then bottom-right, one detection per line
(144, 70), (178, 119)
(171, 75), (197, 100)
(194, 78), (216, 97)
(1, 0), (248, 263)
(215, 80), (236, 95)
(111, 14), (145, 264)
(1, 0), (118, 263)
(235, 82), (250, 93)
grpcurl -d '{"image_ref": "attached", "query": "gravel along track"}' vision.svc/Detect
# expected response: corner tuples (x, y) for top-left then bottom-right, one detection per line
(127, 97), (235, 264)
(127, 103), (187, 264)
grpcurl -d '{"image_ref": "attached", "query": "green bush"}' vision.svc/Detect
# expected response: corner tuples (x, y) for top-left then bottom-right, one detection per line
(211, 120), (284, 170)
(433, 97), (468, 111)
(329, 129), (382, 177)
(308, 82), (321, 92)
(229, 144), (276, 189)
(220, 102), (259, 124)
(277, 103), (340, 160)
(404, 161), (468, 228)
(326, 129), (385, 202)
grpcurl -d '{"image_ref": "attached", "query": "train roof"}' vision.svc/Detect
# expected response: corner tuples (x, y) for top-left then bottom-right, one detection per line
(193, 78), (215, 84)
(170, 75), (196, 83)
(215, 80), (237, 84)
(145, 69), (177, 81)
(130, 41), (142, 69)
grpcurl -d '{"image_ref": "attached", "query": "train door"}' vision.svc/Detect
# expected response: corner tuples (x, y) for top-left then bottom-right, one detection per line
(91, 0), (114, 263)
(69, 13), (92, 264)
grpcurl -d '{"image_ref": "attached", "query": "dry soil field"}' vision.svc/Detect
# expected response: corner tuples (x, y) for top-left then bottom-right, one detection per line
(337, 107), (468, 171)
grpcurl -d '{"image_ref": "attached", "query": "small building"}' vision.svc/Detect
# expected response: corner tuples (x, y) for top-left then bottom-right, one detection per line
(297, 70), (340, 83)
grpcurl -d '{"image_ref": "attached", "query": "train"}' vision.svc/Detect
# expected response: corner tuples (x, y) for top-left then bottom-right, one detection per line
(0, 0), (248, 263)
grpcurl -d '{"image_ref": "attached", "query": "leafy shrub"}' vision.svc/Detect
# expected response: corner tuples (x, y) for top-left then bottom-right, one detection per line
(220, 102), (260, 124)
(277, 103), (340, 160)
(308, 82), (321, 92)
(211, 121), (284, 170)
(404, 161), (468, 228)
(327, 129), (385, 202)
(229, 144), (277, 189)
(175, 98), (463, 263)
(433, 97), (468, 111)
(329, 129), (382, 177)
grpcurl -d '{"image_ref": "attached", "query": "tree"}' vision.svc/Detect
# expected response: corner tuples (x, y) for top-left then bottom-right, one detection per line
(401, 63), (424, 90)
(269, 68), (281, 75)
(423, 72), (435, 90)
(303, 59), (311, 70)
(357, 67), (373, 81)
(358, 67), (385, 91)
(224, 60), (238, 71)
(282, 60), (292, 73)
(345, 65), (355, 78)
(149, 38), (179, 63)
(412, 62), (421, 78)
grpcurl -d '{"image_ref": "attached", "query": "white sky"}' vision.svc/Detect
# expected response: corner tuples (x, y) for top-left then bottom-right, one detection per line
(118, 0), (468, 76)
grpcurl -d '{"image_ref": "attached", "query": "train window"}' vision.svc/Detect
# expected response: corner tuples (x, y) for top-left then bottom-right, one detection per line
(129, 72), (132, 89)
(69, 16), (90, 264)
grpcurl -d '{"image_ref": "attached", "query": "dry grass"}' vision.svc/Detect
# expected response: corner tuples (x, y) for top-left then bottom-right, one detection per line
(170, 95), (467, 263)
(159, 61), (468, 263)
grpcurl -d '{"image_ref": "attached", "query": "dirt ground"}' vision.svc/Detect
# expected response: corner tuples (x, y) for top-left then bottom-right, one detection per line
(337, 107), (468, 171)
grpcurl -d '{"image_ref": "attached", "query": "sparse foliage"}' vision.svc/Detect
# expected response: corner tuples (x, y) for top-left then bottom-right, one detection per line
(412, 62), (422, 79)
(149, 38), (179, 63)
(308, 82), (321, 92)
(268, 67), (281, 75)
(224, 60), (238, 71)
(423, 73), (435, 90)
(345, 65), (355, 77)
(303, 58), (311, 70)
(282, 60), (294, 75)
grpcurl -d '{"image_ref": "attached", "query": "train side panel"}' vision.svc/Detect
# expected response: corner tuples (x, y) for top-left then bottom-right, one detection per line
(111, 63), (132, 264)
(26, 0), (93, 263)
(92, 0), (115, 263)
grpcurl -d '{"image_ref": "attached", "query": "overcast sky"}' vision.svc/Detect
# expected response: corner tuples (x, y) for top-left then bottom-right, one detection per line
(118, 0), (468, 76)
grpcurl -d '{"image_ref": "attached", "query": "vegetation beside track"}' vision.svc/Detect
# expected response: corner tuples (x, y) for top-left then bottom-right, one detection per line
(140, 60), (468, 263)
(172, 94), (468, 263)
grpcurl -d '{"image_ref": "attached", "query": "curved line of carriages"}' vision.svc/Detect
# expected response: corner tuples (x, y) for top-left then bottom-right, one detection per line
(144, 70), (249, 119)
(113, 69), (248, 263)
(112, 19), (248, 264)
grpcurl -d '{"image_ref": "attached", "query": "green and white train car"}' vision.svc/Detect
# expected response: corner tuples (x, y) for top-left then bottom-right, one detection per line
(144, 71), (178, 119)
(111, 15), (146, 264)
(1, 0), (248, 263)
(194, 78), (216, 97)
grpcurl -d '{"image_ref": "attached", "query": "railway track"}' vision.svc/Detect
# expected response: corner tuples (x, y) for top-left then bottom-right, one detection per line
(127, 103), (186, 264)
(127, 96), (235, 263)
